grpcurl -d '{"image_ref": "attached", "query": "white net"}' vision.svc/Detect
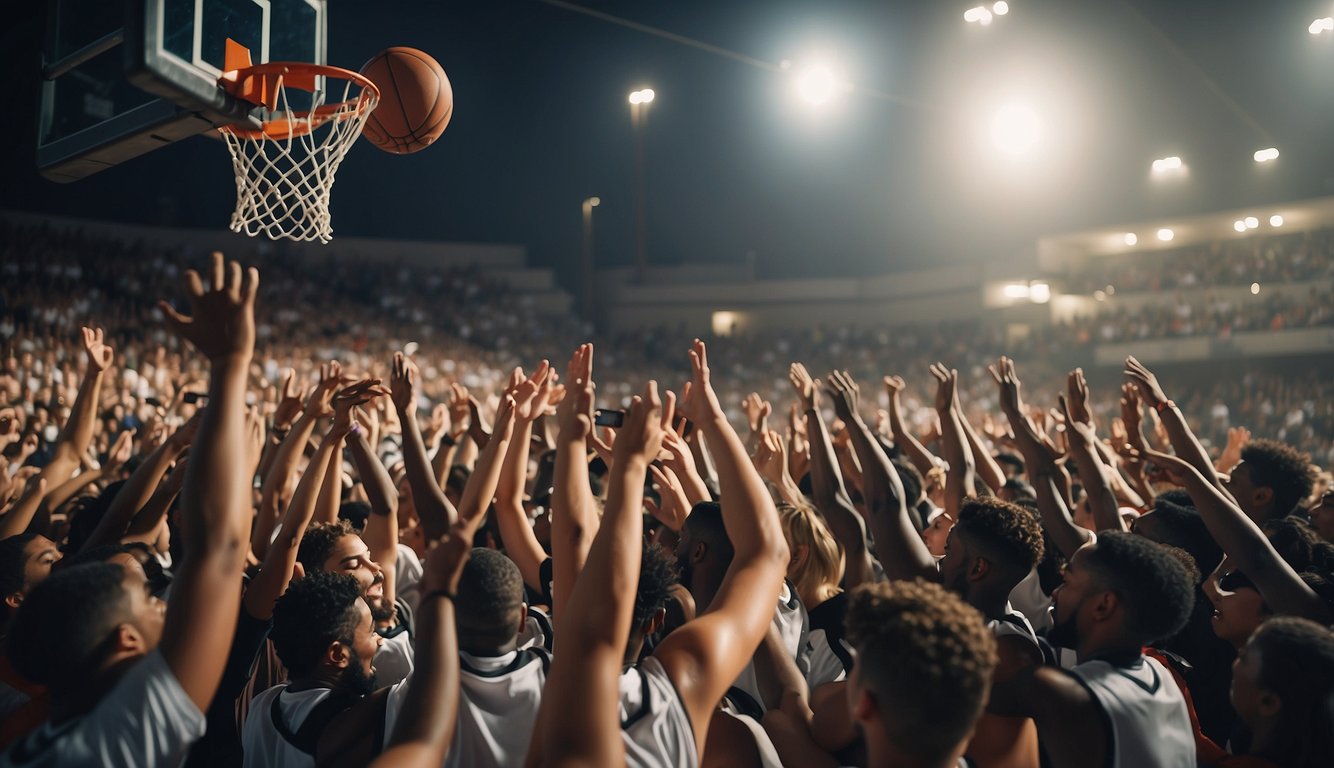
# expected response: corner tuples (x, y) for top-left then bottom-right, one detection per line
(220, 74), (377, 243)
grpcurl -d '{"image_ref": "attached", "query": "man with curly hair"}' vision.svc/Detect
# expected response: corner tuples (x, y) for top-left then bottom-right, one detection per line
(988, 532), (1197, 768)
(844, 578), (998, 768)
(1226, 439), (1316, 524)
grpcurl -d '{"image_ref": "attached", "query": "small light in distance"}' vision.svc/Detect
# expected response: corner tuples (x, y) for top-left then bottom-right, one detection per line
(1094, 290), (1106, 302)
(1157, 228), (1174, 242)
(587, 197), (600, 207)
(1245, 216), (1259, 230)
(1251, 282), (1261, 295)
(990, 103), (1042, 157)
(1029, 282), (1051, 304)
(1105, 285), (1116, 296)
(1233, 220), (1248, 233)
(1003, 283), (1030, 299)
(628, 89), (656, 105)
(1270, 214), (1284, 227)
(795, 65), (839, 106)
(993, 2), (1010, 15)
(1311, 17), (1333, 35)
(1123, 233), (1138, 246)
(1253, 147), (1280, 163)
(1151, 156), (1184, 174)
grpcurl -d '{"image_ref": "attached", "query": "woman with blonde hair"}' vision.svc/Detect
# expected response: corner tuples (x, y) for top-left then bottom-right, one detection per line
(777, 502), (852, 687)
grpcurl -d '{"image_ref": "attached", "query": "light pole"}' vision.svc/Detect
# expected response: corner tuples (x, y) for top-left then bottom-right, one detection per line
(581, 196), (600, 326)
(628, 88), (655, 282)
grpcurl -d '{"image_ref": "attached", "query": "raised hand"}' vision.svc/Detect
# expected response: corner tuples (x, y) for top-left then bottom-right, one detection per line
(510, 361), (553, 423)
(825, 370), (862, 426)
(929, 362), (958, 414)
(1059, 395), (1098, 444)
(333, 379), (390, 437)
(104, 429), (136, 472)
(166, 408), (204, 450)
(753, 429), (789, 488)
(613, 381), (669, 467)
(305, 360), (346, 419)
(447, 383), (471, 439)
(1119, 383), (1145, 450)
(788, 362), (820, 412)
(883, 374), (907, 398)
(272, 370), (306, 429)
(647, 463), (691, 533)
(988, 356), (1024, 417)
(390, 353), (419, 416)
(157, 251), (258, 362)
(1217, 425), (1251, 473)
(742, 392), (771, 435)
(1123, 355), (1169, 409)
(82, 326), (114, 372)
(1065, 368), (1093, 427)
(679, 340), (723, 424)
(557, 344), (596, 441)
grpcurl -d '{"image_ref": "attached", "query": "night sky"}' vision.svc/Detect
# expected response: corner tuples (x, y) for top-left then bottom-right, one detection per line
(4, 1), (1334, 291)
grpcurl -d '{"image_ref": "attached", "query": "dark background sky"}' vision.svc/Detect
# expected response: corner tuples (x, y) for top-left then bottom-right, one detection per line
(4, 1), (1334, 291)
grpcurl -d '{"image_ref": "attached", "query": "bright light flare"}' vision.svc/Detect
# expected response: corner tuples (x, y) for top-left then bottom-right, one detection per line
(993, 2), (1010, 15)
(1244, 216), (1259, 230)
(1123, 233), (1138, 246)
(1003, 283), (1031, 299)
(628, 88), (656, 105)
(1254, 147), (1280, 163)
(1233, 220), (1248, 233)
(989, 103), (1042, 157)
(1151, 156), (1184, 174)
(1251, 283), (1261, 295)
(1156, 228), (1174, 242)
(1270, 214), (1284, 227)
(795, 65), (838, 106)
(1311, 17), (1333, 35)
(965, 7), (994, 25)
(1029, 282), (1051, 304)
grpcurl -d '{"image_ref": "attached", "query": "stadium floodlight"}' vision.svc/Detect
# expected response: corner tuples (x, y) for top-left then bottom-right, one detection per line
(1029, 282), (1051, 304)
(964, 6), (994, 25)
(1094, 290), (1107, 302)
(1244, 216), (1259, 229)
(628, 89), (656, 105)
(1123, 233), (1138, 246)
(1233, 220), (1248, 233)
(1251, 282), (1261, 295)
(993, 2), (1010, 15)
(1003, 283), (1031, 299)
(1311, 17), (1333, 35)
(1151, 156), (1184, 174)
(1156, 228), (1174, 242)
(1253, 147), (1280, 163)
(989, 103), (1042, 157)
(1270, 214), (1284, 227)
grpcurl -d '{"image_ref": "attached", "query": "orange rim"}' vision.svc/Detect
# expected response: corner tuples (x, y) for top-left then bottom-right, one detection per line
(217, 62), (380, 141)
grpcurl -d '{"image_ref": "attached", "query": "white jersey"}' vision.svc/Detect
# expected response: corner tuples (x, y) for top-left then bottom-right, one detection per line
(395, 544), (424, 617)
(1, 650), (205, 768)
(241, 681), (406, 768)
(804, 592), (852, 689)
(724, 581), (808, 716)
(437, 647), (550, 768)
(374, 630), (414, 687)
(1067, 656), (1195, 768)
(1007, 567), (1053, 634)
(620, 656), (698, 768)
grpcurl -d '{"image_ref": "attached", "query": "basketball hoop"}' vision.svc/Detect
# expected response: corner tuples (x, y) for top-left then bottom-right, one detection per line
(217, 44), (379, 243)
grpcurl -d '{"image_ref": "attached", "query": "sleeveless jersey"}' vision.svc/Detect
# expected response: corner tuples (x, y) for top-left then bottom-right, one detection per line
(1067, 655), (1196, 768)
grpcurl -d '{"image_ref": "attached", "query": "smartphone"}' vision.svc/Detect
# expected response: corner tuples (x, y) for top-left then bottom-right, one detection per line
(183, 392), (208, 406)
(144, 397), (163, 408)
(594, 409), (625, 428)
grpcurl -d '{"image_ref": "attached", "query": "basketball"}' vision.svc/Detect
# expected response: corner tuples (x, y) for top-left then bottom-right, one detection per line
(358, 47), (453, 154)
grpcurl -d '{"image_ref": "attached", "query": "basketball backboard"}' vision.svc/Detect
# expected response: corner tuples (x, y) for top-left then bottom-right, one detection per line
(38, 0), (326, 182)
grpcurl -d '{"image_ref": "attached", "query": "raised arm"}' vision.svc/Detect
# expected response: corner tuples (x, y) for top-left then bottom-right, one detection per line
(1062, 370), (1125, 533)
(930, 363), (976, 521)
(990, 357), (1090, 560)
(156, 252), (260, 711)
(36, 326), (111, 488)
(78, 418), (196, 552)
(883, 375), (939, 478)
(532, 382), (666, 768)
(827, 370), (931, 583)
(391, 352), (458, 541)
(788, 363), (850, 513)
(958, 396), (1007, 494)
(1124, 356), (1233, 502)
(653, 341), (790, 758)
(343, 383), (397, 599)
(492, 362), (553, 593)
(1148, 450), (1331, 624)
(550, 344), (600, 618)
